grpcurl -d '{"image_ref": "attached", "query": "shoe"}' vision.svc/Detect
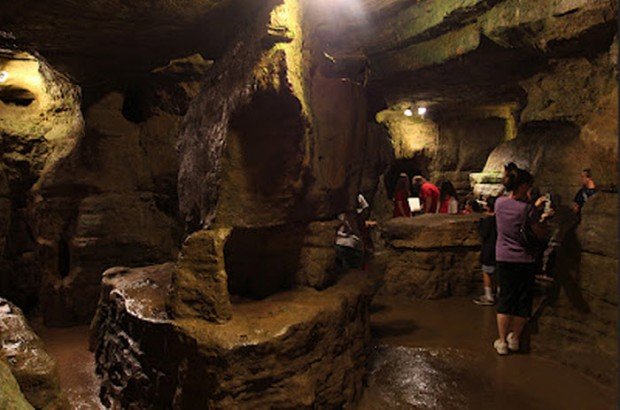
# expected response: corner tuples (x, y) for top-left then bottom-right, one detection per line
(493, 339), (509, 355)
(506, 332), (519, 352)
(473, 295), (495, 306)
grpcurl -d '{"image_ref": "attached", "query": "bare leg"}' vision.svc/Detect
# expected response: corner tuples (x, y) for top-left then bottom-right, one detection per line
(483, 272), (492, 288)
(497, 314), (511, 341)
(510, 316), (528, 340)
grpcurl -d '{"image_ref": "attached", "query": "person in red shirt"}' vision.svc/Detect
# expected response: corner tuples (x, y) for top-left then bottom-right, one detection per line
(393, 173), (412, 217)
(412, 175), (440, 213)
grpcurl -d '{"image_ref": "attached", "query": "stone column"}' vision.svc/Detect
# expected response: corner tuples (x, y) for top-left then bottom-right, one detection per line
(168, 228), (232, 323)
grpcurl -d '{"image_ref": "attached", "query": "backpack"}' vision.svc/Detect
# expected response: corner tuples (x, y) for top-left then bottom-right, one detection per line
(520, 205), (550, 253)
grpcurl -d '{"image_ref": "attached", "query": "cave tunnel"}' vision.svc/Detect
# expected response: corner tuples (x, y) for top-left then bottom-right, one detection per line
(0, 0), (618, 408)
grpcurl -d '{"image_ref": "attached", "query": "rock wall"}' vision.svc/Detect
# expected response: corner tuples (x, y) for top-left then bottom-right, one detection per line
(382, 215), (482, 299)
(91, 263), (373, 409)
(178, 0), (392, 232)
(534, 192), (618, 386)
(0, 50), (82, 312)
(22, 56), (208, 326)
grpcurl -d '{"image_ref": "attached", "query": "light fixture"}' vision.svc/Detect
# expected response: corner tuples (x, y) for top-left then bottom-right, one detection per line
(0, 71), (8, 83)
(403, 108), (413, 117)
(417, 106), (427, 116)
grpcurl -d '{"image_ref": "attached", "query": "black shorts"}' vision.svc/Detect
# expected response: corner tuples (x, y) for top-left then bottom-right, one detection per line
(496, 262), (536, 318)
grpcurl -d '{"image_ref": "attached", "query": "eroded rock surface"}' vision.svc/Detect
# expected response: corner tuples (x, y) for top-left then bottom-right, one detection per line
(382, 215), (482, 299)
(0, 359), (32, 410)
(0, 298), (68, 409)
(91, 263), (373, 409)
(168, 229), (232, 322)
(535, 192), (618, 386)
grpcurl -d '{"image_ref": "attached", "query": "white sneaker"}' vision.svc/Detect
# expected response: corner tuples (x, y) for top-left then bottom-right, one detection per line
(473, 295), (495, 306)
(506, 332), (519, 352)
(493, 339), (509, 355)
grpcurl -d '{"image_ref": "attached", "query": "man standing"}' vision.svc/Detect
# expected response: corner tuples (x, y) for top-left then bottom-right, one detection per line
(412, 175), (440, 213)
(572, 169), (597, 214)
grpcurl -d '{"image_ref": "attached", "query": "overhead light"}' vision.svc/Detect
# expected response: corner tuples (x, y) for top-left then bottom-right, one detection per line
(418, 106), (427, 116)
(403, 108), (413, 117)
(0, 71), (8, 83)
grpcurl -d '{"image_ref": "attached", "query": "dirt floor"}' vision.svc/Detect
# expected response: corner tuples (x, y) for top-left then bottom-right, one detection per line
(33, 295), (615, 409)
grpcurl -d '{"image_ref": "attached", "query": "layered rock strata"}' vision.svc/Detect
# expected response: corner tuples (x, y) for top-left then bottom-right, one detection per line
(91, 263), (373, 409)
(382, 214), (482, 299)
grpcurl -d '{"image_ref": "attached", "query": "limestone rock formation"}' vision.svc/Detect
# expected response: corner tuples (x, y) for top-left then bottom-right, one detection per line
(382, 215), (482, 299)
(24, 53), (210, 326)
(168, 229), (232, 322)
(0, 298), (68, 409)
(296, 220), (341, 289)
(535, 192), (618, 385)
(91, 263), (373, 409)
(0, 359), (32, 410)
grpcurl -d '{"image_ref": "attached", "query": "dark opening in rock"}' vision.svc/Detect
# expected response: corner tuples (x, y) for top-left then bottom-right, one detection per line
(224, 225), (304, 300)
(0, 86), (36, 106)
(57, 238), (70, 279)
(384, 155), (432, 198)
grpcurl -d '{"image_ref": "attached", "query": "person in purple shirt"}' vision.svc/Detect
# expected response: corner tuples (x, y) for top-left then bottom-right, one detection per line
(493, 168), (548, 355)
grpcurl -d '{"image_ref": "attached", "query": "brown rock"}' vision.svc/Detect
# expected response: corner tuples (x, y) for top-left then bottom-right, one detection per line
(92, 263), (373, 409)
(385, 250), (480, 299)
(382, 214), (482, 299)
(0, 299), (68, 409)
(383, 214), (482, 250)
(296, 220), (340, 289)
(169, 229), (232, 322)
(0, 359), (32, 410)
(577, 192), (618, 257)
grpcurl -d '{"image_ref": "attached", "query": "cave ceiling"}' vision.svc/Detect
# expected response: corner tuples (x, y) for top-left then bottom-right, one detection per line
(1, 0), (617, 112)
(0, 0), (274, 99)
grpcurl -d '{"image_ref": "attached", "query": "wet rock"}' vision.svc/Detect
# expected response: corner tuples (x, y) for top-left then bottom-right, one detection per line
(0, 359), (32, 410)
(382, 215), (482, 299)
(0, 298), (68, 409)
(168, 229), (232, 322)
(92, 263), (373, 408)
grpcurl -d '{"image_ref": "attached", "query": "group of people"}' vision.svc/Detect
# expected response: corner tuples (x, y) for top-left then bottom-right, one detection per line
(393, 174), (462, 217)
(335, 164), (599, 357)
(473, 163), (598, 355)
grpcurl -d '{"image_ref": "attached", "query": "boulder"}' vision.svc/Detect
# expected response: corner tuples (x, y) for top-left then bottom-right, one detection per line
(0, 359), (32, 410)
(91, 263), (373, 408)
(0, 298), (68, 409)
(168, 229), (232, 322)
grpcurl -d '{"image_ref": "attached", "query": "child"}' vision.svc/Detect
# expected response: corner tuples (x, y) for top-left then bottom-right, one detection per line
(474, 196), (497, 306)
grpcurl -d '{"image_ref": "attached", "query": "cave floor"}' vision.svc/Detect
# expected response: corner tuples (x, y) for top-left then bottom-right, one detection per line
(31, 323), (104, 410)
(360, 293), (616, 409)
(32, 295), (614, 410)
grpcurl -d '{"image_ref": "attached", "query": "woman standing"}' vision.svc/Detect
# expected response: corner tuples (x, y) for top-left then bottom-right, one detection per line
(393, 173), (412, 218)
(438, 180), (459, 214)
(493, 168), (548, 355)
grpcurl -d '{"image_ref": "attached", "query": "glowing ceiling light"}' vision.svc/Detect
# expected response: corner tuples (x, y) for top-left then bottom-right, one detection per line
(403, 108), (413, 117)
(0, 71), (8, 83)
(418, 107), (427, 116)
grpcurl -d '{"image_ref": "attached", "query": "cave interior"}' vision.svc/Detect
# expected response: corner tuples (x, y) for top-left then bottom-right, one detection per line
(0, 0), (618, 408)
